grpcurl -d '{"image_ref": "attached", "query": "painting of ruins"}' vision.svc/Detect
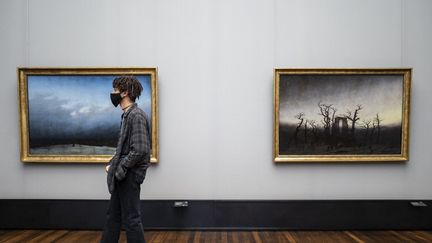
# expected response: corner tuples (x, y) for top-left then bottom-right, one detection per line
(273, 68), (411, 162)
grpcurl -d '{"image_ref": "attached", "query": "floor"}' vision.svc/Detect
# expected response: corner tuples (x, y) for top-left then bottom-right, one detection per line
(0, 230), (432, 242)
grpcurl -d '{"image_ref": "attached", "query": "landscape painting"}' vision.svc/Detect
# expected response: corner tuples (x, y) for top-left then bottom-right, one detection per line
(19, 68), (158, 163)
(273, 68), (411, 162)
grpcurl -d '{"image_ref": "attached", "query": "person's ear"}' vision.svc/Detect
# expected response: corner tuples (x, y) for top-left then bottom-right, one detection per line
(121, 91), (129, 98)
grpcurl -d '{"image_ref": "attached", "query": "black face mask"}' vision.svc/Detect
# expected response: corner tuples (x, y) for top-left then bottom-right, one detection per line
(110, 93), (122, 107)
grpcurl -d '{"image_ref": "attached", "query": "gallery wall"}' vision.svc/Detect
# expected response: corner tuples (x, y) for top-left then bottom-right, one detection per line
(0, 0), (431, 200)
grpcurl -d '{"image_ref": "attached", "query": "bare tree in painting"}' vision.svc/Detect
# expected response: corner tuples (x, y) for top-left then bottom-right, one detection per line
(362, 119), (372, 148)
(370, 120), (377, 148)
(362, 120), (371, 140)
(375, 113), (383, 144)
(294, 112), (304, 146)
(318, 101), (337, 150)
(303, 120), (308, 146)
(308, 119), (319, 151)
(318, 101), (335, 138)
(308, 120), (319, 141)
(345, 105), (363, 138)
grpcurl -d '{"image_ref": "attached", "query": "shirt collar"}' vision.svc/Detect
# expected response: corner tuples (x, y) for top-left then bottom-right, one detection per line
(121, 103), (137, 119)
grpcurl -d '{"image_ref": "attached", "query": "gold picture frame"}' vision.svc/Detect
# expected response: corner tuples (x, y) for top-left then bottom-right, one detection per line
(273, 68), (411, 163)
(18, 67), (159, 163)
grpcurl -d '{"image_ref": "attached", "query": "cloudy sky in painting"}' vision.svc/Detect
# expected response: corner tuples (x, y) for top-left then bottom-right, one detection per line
(28, 75), (151, 140)
(279, 75), (403, 127)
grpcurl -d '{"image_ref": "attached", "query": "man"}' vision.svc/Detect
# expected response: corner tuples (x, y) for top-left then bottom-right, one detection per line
(101, 76), (151, 243)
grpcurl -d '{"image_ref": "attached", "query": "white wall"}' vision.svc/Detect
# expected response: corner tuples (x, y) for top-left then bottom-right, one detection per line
(0, 0), (431, 200)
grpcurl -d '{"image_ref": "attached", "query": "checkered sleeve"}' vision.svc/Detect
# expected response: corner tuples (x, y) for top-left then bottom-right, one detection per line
(120, 113), (150, 168)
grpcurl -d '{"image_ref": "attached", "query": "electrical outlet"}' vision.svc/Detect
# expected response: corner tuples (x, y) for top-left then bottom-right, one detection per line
(174, 201), (189, 207)
(410, 201), (428, 207)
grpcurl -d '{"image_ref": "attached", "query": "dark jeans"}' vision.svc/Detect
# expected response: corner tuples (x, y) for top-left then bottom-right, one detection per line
(101, 170), (145, 243)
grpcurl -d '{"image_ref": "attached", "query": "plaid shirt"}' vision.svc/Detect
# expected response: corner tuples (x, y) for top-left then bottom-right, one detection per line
(107, 103), (150, 194)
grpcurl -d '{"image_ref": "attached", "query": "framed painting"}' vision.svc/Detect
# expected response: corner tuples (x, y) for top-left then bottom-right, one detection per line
(273, 68), (411, 162)
(18, 67), (159, 163)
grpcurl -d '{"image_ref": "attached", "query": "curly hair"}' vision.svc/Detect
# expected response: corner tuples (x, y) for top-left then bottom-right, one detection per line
(112, 76), (143, 102)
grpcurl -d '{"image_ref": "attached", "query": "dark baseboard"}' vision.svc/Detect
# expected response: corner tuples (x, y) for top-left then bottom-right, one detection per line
(0, 199), (431, 230)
